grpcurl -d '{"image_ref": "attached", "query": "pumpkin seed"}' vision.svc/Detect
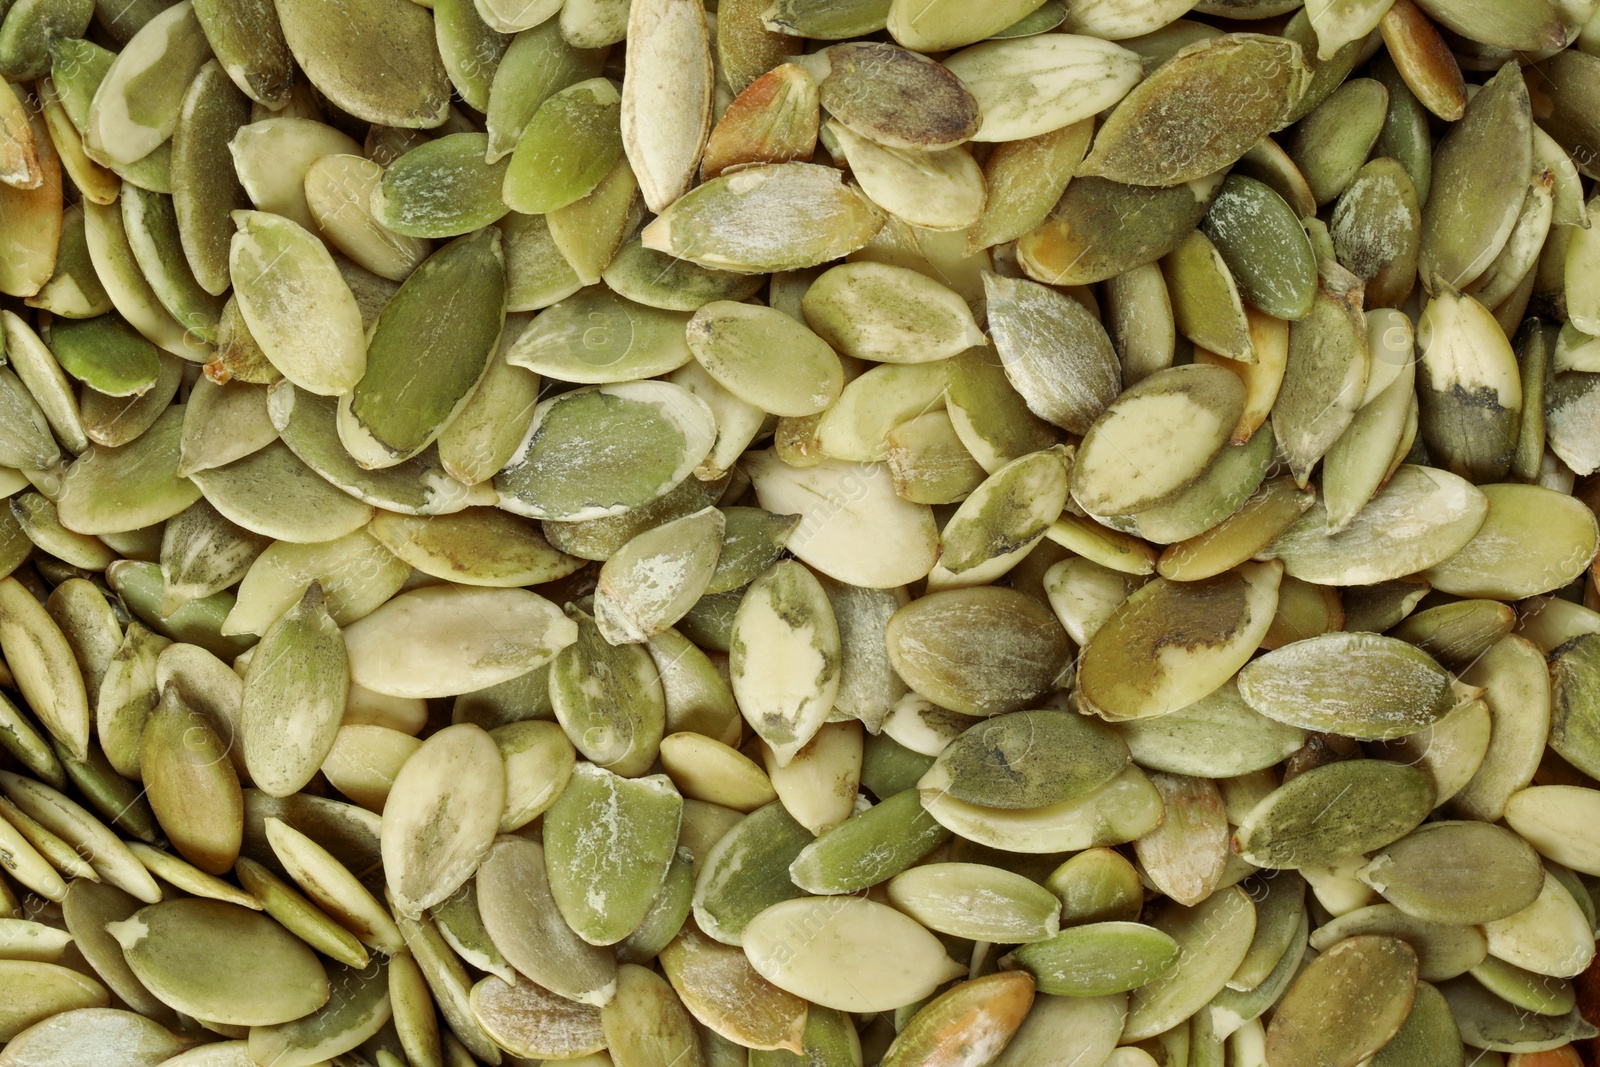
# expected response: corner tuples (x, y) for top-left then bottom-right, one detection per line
(1017, 174), (1223, 286)
(469, 975), (606, 1060)
(1359, 821), (1545, 925)
(1265, 936), (1419, 1067)
(141, 684), (241, 875)
(0, 1007), (183, 1064)
(109, 898), (328, 1025)
(266, 817), (403, 953)
(880, 971), (1034, 1067)
(1233, 760), (1434, 868)
(274, 0), (449, 127)
(1002, 921), (1179, 997)
(920, 764), (1165, 854)
(549, 608), (668, 776)
(742, 896), (966, 1013)
(658, 922), (807, 1052)
(944, 34), (1141, 144)
(918, 709), (1127, 810)
(1123, 886), (1257, 1041)
(886, 862), (1061, 944)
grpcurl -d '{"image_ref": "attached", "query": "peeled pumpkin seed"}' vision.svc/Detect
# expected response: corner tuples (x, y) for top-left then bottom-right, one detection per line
(1233, 759), (1434, 869)
(1359, 820), (1545, 925)
(1265, 936), (1419, 1067)
(109, 898), (328, 1026)
(1237, 632), (1454, 739)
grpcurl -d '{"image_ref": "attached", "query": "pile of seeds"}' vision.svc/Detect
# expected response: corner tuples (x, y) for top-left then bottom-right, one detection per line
(2, 0), (1600, 1063)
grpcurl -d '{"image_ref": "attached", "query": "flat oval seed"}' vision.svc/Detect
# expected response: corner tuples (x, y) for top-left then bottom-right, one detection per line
(264, 817), (402, 954)
(476, 835), (618, 1006)
(743, 896), (966, 1013)
(240, 582), (347, 797)
(1237, 632), (1454, 739)
(469, 975), (606, 1060)
(496, 382), (716, 522)
(1505, 785), (1600, 876)
(919, 765), (1164, 854)
(108, 898), (328, 1026)
(84, 2), (212, 166)
(730, 560), (841, 767)
(881, 972), (1034, 1067)
(1265, 936), (1419, 1067)
(1418, 61), (1532, 292)
(1017, 174), (1223, 287)
(1424, 484), (1599, 600)
(246, 959), (391, 1067)
(544, 765), (683, 946)
(228, 210), (365, 397)
(1114, 679), (1307, 777)
(0, 575), (90, 760)
(1079, 33), (1309, 186)
(54, 406), (201, 536)
(1439, 974), (1597, 1053)
(141, 686), (241, 875)
(0, 770), (160, 902)
(818, 42), (978, 150)
(1262, 464), (1488, 585)
(789, 787), (949, 895)
(601, 963), (708, 1067)
(691, 801), (812, 946)
(372, 133), (511, 239)
(381, 723), (505, 917)
(1202, 173), (1318, 320)
(619, 0), (712, 214)
(943, 34), (1141, 143)
(658, 923), (807, 1053)
(984, 272), (1120, 434)
(0, 962), (108, 1040)
(641, 163), (883, 274)
(1357, 821), (1545, 925)
(886, 587), (1071, 716)
(1071, 363), (1245, 515)
(687, 301), (842, 417)
(303, 155), (429, 283)
(0, 1007), (182, 1065)
(274, 0), (450, 127)
(917, 709), (1128, 810)
(1123, 885), (1257, 1041)
(1003, 921), (1178, 996)
(504, 78), (622, 215)
(1309, 903), (1487, 982)
(1077, 563), (1280, 721)
(887, 862), (1061, 944)
(343, 585), (577, 699)
(1233, 760), (1434, 869)
(510, 287), (693, 385)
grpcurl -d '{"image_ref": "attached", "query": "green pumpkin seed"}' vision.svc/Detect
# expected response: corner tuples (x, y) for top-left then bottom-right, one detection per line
(1310, 903), (1487, 984)
(497, 382), (715, 522)
(234, 857), (369, 969)
(729, 560), (840, 766)
(1419, 62), (1532, 293)
(544, 764), (682, 945)
(83, 2), (211, 167)
(765, 0), (888, 37)
(190, 0), (291, 107)
(239, 582), (346, 798)
(788, 787), (948, 894)
(476, 835), (617, 1006)
(1002, 921), (1178, 997)
(189, 441), (372, 543)
(880, 971), (1034, 1067)
(1132, 773), (1229, 906)
(1233, 760), (1434, 868)
(140, 684), (241, 874)
(1018, 174), (1222, 286)
(658, 922), (806, 1051)
(177, 378), (274, 478)
(159, 500), (268, 615)
(351, 231), (504, 463)
(111, 898), (329, 1025)
(1438, 974), (1597, 1052)
(224, 529), (408, 636)
(372, 509), (580, 590)
(303, 155), (429, 283)
(274, 0), (449, 127)
(469, 974), (605, 1060)
(509, 287), (692, 385)
(601, 963), (708, 1067)
(344, 584), (575, 699)
(1331, 158), (1422, 310)
(549, 609), (667, 776)
(503, 77), (620, 214)
(1202, 173), (1318, 321)
(228, 210), (364, 397)
(967, 119), (1092, 255)
(816, 42), (976, 151)
(1265, 936), (1418, 1067)
(594, 507), (724, 644)
(917, 709), (1127, 810)
(743, 895), (965, 1013)
(920, 764), (1164, 854)
(943, 35), (1139, 144)
(46, 314), (160, 398)
(990, 992), (1124, 1067)
(983, 273), (1120, 435)
(886, 862), (1061, 944)
(0, 574), (90, 760)
(642, 163), (882, 273)
(1359, 821), (1545, 925)
(1080, 34), (1308, 186)
(1123, 886), (1257, 1041)
(1262, 464), (1488, 584)
(1070, 363), (1244, 515)
(1426, 484), (1598, 600)
(246, 959), (390, 1067)
(1078, 563), (1280, 722)
(0, 1007), (184, 1062)
(886, 587), (1070, 716)
(1237, 632), (1454, 739)
(691, 801), (811, 945)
